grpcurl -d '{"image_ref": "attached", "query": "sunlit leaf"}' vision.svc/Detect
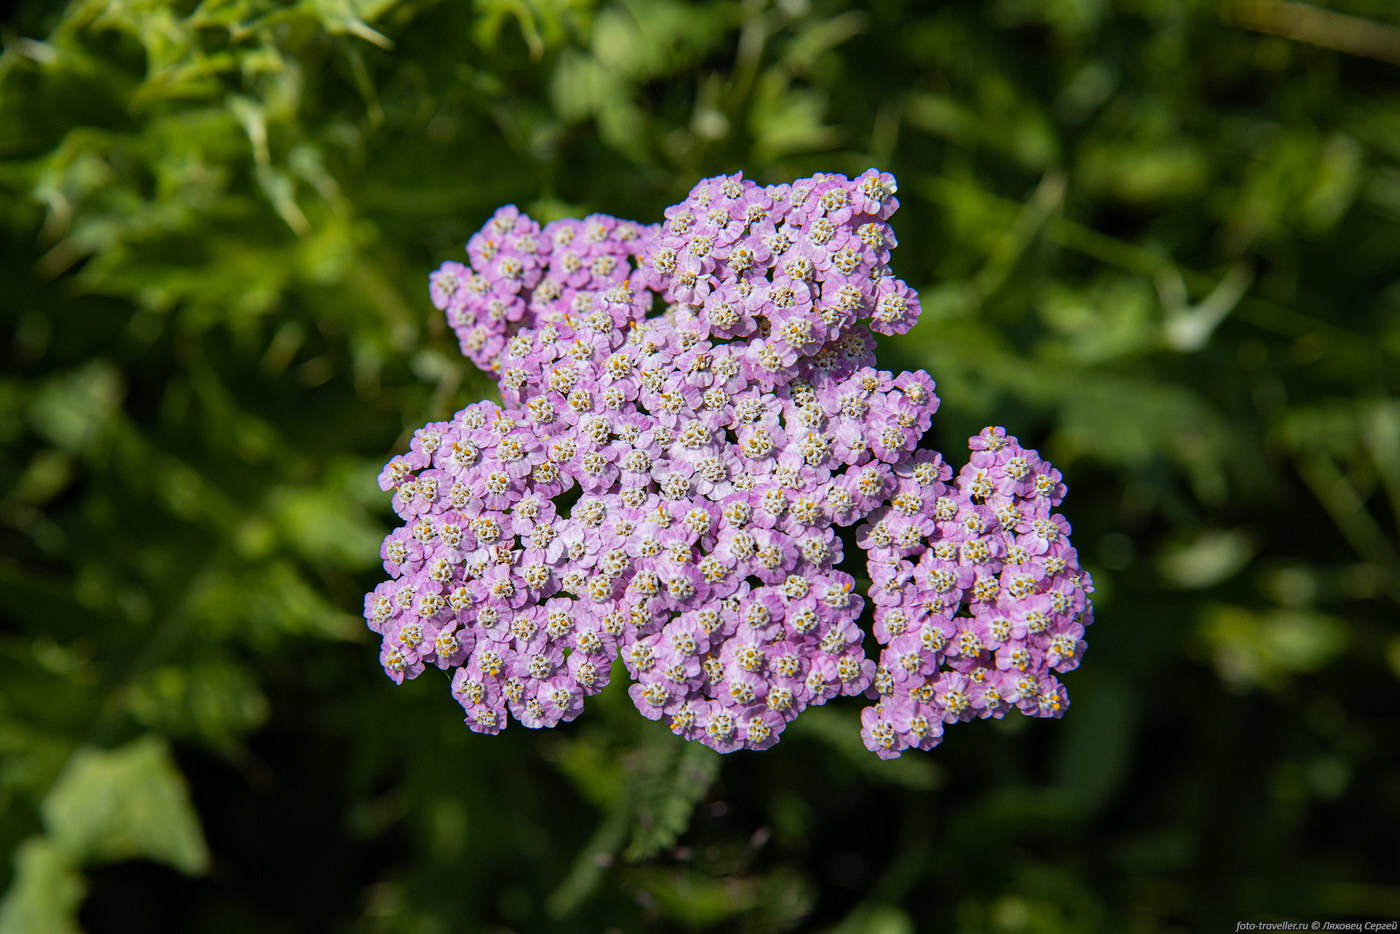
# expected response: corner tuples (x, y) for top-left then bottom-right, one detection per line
(0, 838), (84, 934)
(41, 736), (211, 875)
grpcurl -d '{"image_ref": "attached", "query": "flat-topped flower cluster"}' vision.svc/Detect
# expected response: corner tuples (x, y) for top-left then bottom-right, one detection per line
(365, 170), (1094, 757)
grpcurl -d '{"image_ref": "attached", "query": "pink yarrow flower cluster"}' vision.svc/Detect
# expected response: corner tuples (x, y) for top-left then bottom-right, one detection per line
(366, 170), (1094, 757)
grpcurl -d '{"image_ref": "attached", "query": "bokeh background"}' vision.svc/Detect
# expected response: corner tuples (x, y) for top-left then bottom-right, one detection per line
(3, 0), (1399, 931)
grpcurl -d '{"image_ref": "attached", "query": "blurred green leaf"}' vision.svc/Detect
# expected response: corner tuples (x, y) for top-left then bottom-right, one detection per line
(1157, 528), (1257, 590)
(826, 904), (917, 934)
(122, 662), (270, 750)
(1198, 605), (1350, 691)
(0, 838), (84, 934)
(623, 740), (721, 861)
(28, 361), (123, 454)
(41, 735), (210, 875)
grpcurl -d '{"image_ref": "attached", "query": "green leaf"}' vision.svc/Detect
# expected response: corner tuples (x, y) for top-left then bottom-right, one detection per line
(0, 838), (84, 934)
(623, 739), (720, 861)
(549, 735), (721, 916)
(828, 904), (917, 934)
(1198, 605), (1350, 691)
(1157, 528), (1257, 590)
(41, 735), (211, 875)
(122, 662), (271, 750)
(28, 362), (124, 454)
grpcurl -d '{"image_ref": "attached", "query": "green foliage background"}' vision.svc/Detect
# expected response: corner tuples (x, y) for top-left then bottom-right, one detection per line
(2, 0), (1399, 931)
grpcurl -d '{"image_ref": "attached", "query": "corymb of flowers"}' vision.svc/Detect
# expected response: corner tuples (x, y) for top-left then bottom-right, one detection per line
(365, 170), (1094, 758)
